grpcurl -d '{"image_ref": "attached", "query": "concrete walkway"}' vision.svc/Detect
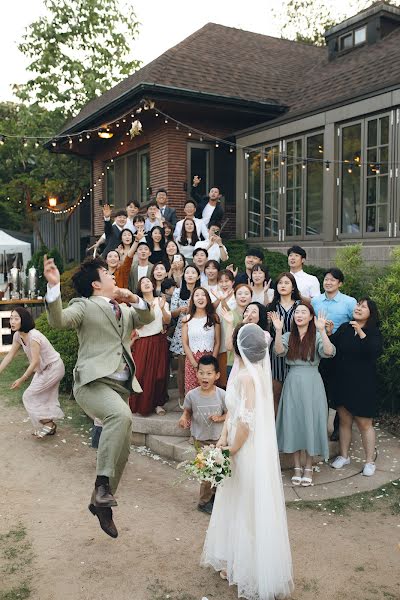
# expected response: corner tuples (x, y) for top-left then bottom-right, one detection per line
(132, 390), (400, 502)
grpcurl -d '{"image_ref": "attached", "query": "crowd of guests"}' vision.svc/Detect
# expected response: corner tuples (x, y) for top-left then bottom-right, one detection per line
(87, 178), (383, 489)
(0, 178), (383, 500)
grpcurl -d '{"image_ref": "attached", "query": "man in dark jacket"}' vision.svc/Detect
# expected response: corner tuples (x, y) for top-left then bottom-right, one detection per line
(101, 204), (128, 257)
(155, 188), (177, 228)
(191, 175), (224, 227)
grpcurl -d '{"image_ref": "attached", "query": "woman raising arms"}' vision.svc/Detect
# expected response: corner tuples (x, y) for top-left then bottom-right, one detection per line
(0, 307), (65, 437)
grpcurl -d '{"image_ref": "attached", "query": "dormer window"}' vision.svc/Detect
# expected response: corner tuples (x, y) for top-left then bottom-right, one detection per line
(339, 26), (366, 51)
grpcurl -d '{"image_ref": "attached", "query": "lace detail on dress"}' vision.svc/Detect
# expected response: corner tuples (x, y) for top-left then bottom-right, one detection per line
(187, 316), (215, 352)
(236, 408), (255, 431)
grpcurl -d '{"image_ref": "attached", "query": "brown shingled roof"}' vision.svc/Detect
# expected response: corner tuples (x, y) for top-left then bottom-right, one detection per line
(61, 23), (323, 133)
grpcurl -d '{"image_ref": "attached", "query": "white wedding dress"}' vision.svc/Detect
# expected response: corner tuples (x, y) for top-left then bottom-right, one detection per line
(201, 324), (294, 600)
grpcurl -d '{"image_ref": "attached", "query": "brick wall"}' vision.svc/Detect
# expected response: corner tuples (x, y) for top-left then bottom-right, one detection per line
(89, 110), (239, 237)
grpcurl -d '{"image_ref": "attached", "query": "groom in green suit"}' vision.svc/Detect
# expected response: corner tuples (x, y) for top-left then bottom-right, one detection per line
(43, 255), (154, 538)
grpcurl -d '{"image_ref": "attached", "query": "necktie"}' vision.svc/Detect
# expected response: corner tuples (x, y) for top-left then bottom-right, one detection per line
(109, 298), (121, 321)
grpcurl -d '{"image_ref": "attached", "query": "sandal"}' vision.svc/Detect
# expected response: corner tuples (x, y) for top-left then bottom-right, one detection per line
(34, 423), (57, 438)
(301, 468), (313, 487)
(291, 467), (303, 486)
(155, 406), (166, 416)
(220, 570), (228, 580)
(178, 398), (185, 410)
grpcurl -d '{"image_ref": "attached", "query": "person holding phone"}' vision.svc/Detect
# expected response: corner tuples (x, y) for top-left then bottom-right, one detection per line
(194, 223), (228, 262)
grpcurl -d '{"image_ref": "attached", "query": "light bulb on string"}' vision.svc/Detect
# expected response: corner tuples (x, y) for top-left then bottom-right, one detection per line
(68, 137), (73, 146)
(199, 136), (203, 142)
(375, 163), (381, 174)
(116, 122), (120, 128)
(86, 133), (91, 139)
(302, 159), (307, 169)
(35, 139), (40, 148)
(0, 135), (5, 145)
(155, 112), (159, 117)
(176, 125), (180, 130)
(325, 161), (330, 171)
(347, 163), (353, 174)
(188, 131), (192, 137)
(229, 147), (234, 153)
(280, 155), (286, 165)
(215, 142), (219, 148)
(52, 140), (57, 147)
(79, 136), (83, 142)
(22, 138), (28, 147)
(164, 118), (168, 124)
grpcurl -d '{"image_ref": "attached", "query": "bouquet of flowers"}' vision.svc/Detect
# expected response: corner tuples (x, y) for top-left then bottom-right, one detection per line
(177, 445), (232, 488)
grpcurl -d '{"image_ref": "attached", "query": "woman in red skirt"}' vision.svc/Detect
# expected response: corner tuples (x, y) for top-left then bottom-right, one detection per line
(182, 287), (220, 393)
(129, 277), (171, 416)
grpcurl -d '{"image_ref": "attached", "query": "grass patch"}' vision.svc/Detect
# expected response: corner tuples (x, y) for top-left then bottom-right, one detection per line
(0, 524), (32, 599)
(0, 583), (31, 600)
(0, 353), (91, 432)
(287, 479), (400, 515)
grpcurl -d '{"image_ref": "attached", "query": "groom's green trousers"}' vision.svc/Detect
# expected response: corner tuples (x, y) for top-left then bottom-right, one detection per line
(74, 377), (132, 494)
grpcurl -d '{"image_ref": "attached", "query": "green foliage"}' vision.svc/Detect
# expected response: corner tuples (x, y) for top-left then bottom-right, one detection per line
(26, 245), (64, 296)
(0, 102), (90, 231)
(60, 265), (79, 302)
(14, 0), (141, 113)
(224, 240), (325, 284)
(371, 248), (400, 413)
(35, 311), (78, 393)
(334, 244), (382, 299)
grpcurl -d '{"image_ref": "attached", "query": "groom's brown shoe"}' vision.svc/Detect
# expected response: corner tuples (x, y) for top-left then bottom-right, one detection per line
(94, 484), (118, 507)
(88, 503), (118, 538)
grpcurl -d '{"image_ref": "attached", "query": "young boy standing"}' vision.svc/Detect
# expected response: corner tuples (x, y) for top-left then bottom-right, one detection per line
(179, 355), (227, 514)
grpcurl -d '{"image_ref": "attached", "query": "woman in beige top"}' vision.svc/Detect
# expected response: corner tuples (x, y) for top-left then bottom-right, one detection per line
(0, 307), (65, 437)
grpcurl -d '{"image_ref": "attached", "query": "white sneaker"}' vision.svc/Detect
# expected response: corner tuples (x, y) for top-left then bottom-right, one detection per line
(363, 462), (376, 477)
(331, 456), (351, 469)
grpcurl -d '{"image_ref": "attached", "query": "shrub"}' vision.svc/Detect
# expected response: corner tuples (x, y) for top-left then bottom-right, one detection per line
(35, 310), (78, 393)
(223, 241), (324, 284)
(60, 264), (79, 302)
(334, 244), (383, 299)
(371, 248), (400, 413)
(26, 245), (64, 296)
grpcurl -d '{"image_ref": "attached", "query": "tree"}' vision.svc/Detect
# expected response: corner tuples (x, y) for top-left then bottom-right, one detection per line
(13, 0), (141, 114)
(0, 102), (90, 233)
(273, 0), (400, 46)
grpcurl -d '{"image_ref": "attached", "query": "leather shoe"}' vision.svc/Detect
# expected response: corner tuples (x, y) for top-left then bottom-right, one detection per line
(94, 484), (118, 507)
(197, 501), (213, 515)
(88, 503), (118, 538)
(330, 429), (339, 442)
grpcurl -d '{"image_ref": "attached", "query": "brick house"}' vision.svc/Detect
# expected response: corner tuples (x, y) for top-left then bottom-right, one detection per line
(46, 0), (400, 265)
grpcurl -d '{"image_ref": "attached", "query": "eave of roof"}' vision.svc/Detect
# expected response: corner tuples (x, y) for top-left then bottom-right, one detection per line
(57, 82), (287, 138)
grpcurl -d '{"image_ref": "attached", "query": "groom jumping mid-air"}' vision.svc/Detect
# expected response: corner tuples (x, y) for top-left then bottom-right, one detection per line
(43, 255), (154, 538)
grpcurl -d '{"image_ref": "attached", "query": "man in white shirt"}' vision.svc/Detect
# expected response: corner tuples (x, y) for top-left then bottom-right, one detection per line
(128, 242), (152, 292)
(194, 223), (228, 262)
(144, 202), (163, 232)
(174, 199), (209, 241)
(287, 245), (321, 300)
(191, 175), (224, 227)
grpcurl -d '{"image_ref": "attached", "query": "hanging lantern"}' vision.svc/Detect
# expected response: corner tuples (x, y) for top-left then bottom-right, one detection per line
(129, 120), (143, 139)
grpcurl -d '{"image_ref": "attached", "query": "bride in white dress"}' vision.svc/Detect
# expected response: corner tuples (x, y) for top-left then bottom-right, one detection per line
(201, 323), (294, 600)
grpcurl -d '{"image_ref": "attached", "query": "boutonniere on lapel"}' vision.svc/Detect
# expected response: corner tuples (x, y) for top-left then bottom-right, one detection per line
(130, 120), (142, 139)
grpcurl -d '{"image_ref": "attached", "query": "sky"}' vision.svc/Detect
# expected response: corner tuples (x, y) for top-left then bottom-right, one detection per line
(1, 0), (364, 102)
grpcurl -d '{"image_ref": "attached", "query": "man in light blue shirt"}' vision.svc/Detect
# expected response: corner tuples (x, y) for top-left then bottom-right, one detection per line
(312, 268), (356, 333)
(312, 268), (356, 441)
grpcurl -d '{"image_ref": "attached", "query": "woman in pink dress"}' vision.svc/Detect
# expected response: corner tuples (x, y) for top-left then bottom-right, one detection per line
(0, 307), (65, 437)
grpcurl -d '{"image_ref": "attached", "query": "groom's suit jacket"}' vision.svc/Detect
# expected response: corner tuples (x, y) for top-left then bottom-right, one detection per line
(46, 295), (154, 393)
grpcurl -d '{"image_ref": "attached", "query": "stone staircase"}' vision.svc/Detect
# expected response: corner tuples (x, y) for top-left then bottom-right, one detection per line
(131, 387), (339, 467)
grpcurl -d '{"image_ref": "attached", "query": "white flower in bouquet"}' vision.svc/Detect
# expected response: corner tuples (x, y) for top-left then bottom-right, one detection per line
(177, 444), (232, 488)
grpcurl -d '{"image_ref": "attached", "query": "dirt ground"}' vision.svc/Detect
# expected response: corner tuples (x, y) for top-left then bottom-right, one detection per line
(1, 399), (399, 600)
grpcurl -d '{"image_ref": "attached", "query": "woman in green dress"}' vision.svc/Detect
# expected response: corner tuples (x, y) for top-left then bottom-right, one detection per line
(271, 303), (336, 487)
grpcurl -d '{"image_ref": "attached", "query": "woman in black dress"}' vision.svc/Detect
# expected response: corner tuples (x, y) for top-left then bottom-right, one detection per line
(148, 226), (168, 268)
(330, 298), (383, 477)
(266, 272), (302, 415)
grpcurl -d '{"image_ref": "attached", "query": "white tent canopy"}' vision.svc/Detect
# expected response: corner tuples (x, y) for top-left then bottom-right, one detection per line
(0, 230), (32, 268)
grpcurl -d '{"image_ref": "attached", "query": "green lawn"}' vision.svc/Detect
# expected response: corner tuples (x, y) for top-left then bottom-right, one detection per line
(0, 352), (90, 430)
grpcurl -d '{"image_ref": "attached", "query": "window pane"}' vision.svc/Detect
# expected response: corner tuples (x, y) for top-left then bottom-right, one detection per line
(367, 119), (377, 147)
(380, 116), (389, 145)
(367, 178), (376, 205)
(264, 145), (279, 238)
(285, 138), (302, 237)
(248, 151), (261, 237)
(341, 124), (361, 233)
(354, 27), (366, 45)
(190, 148), (210, 196)
(380, 146), (388, 175)
(306, 133), (323, 235)
(127, 154), (138, 204)
(106, 163), (115, 205)
(340, 33), (353, 50)
(140, 153), (150, 204)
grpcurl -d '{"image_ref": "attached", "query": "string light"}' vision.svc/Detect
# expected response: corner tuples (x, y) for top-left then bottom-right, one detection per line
(347, 163), (353, 174)
(22, 138), (28, 147)
(280, 155), (286, 165)
(215, 142), (219, 148)
(51, 140), (57, 147)
(229, 147), (234, 153)
(325, 161), (330, 171)
(375, 162), (381, 174)
(35, 139), (40, 148)
(302, 159), (307, 169)
(0, 135), (5, 145)
(188, 131), (192, 137)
